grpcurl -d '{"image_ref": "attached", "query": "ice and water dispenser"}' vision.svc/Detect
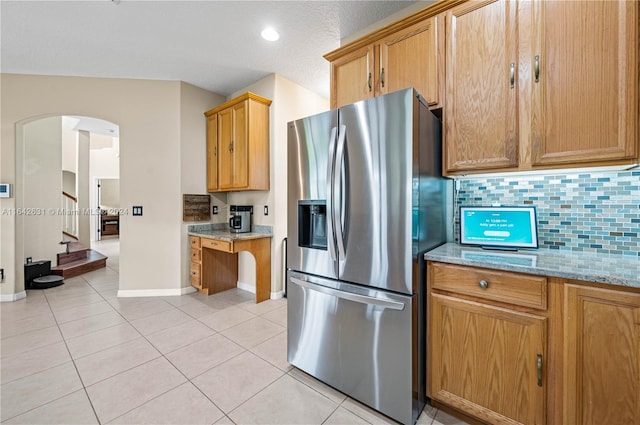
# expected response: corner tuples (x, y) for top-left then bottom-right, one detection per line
(298, 200), (327, 250)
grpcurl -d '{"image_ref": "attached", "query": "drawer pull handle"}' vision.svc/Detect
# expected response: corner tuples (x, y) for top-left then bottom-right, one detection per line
(537, 353), (543, 387)
(478, 280), (489, 289)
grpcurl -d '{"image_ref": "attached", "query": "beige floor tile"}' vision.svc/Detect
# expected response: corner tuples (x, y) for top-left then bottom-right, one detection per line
(1, 341), (71, 384)
(340, 398), (398, 425)
(0, 325), (63, 359)
(88, 279), (119, 293)
(58, 310), (126, 340)
(214, 416), (236, 425)
(192, 351), (284, 413)
(172, 299), (222, 319)
(212, 288), (255, 305)
(1, 311), (57, 339)
(261, 304), (287, 327)
(146, 319), (215, 354)
(47, 292), (105, 312)
(3, 389), (98, 425)
(288, 368), (347, 405)
(66, 322), (140, 359)
(250, 330), (291, 372)
(114, 299), (176, 321)
(74, 337), (161, 386)
(417, 402), (438, 424)
(165, 333), (244, 379)
(237, 297), (287, 316)
(86, 357), (186, 423)
(324, 406), (372, 424)
(0, 362), (83, 421)
(198, 306), (256, 332)
(1, 301), (52, 323)
(130, 308), (193, 336)
(44, 285), (97, 300)
(228, 374), (338, 425)
(53, 300), (114, 324)
(220, 316), (285, 349)
(108, 382), (224, 425)
(433, 409), (470, 425)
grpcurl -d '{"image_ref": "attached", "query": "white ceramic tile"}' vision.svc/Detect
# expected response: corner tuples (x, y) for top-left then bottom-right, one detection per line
(130, 307), (193, 336)
(165, 333), (244, 379)
(58, 310), (126, 340)
(261, 304), (287, 327)
(229, 374), (338, 425)
(74, 337), (161, 386)
(1, 325), (63, 359)
(192, 351), (284, 413)
(86, 357), (186, 423)
(108, 382), (224, 425)
(1, 341), (71, 384)
(0, 362), (83, 422)
(3, 390), (98, 425)
(250, 330), (291, 371)
(146, 320), (215, 354)
(324, 406), (372, 425)
(220, 316), (285, 349)
(53, 300), (114, 324)
(198, 306), (256, 332)
(66, 322), (140, 359)
(288, 368), (347, 405)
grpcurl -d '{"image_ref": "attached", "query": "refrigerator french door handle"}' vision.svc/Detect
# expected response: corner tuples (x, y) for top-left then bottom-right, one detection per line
(290, 277), (405, 311)
(326, 126), (338, 261)
(334, 124), (347, 260)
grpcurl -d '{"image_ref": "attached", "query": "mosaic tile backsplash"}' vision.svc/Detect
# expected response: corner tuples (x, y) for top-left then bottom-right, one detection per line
(454, 169), (640, 256)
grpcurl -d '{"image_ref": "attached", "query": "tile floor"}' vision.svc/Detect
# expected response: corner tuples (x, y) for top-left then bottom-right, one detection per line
(1, 238), (468, 425)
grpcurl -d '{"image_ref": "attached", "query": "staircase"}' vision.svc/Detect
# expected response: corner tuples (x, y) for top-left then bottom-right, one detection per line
(52, 242), (108, 278)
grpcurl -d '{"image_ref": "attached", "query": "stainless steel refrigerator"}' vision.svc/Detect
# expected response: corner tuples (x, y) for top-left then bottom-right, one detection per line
(287, 88), (450, 425)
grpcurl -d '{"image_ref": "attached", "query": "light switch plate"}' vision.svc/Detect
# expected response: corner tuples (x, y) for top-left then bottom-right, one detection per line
(132, 206), (143, 216)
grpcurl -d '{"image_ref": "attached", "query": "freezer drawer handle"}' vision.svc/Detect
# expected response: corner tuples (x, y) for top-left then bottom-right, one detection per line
(291, 277), (405, 311)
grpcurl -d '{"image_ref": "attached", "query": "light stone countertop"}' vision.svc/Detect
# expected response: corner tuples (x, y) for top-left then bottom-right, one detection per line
(425, 243), (640, 289)
(187, 223), (272, 242)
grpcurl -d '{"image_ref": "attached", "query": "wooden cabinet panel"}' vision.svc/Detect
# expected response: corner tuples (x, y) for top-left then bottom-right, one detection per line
(331, 45), (374, 109)
(564, 284), (640, 425)
(531, 0), (638, 166)
(200, 237), (232, 253)
(444, 0), (519, 172)
(231, 101), (249, 189)
(217, 107), (234, 190)
(430, 293), (546, 425)
(378, 17), (441, 106)
(431, 262), (547, 310)
(206, 114), (218, 191)
(189, 235), (201, 249)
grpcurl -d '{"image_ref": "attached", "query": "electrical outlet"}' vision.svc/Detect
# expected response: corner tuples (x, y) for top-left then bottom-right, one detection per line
(212, 206), (218, 215)
(0, 269), (4, 282)
(26, 257), (32, 264)
(455, 180), (461, 191)
(264, 206), (268, 215)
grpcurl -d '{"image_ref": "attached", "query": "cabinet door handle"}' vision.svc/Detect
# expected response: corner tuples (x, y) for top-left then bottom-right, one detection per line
(534, 55), (540, 83)
(229, 141), (234, 153)
(478, 280), (488, 289)
(510, 62), (515, 89)
(380, 67), (385, 88)
(214, 145), (217, 156)
(368, 72), (372, 92)
(537, 353), (543, 387)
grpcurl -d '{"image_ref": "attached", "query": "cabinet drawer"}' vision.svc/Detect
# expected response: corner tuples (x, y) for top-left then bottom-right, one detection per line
(190, 262), (201, 280)
(201, 238), (233, 253)
(431, 263), (547, 310)
(190, 248), (201, 262)
(190, 236), (201, 249)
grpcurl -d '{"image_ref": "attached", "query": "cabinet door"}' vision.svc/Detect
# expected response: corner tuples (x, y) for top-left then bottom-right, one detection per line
(330, 45), (375, 108)
(217, 107), (234, 190)
(430, 293), (546, 425)
(531, 0), (638, 166)
(231, 100), (248, 189)
(564, 285), (640, 425)
(379, 17), (441, 107)
(206, 114), (218, 192)
(444, 0), (519, 173)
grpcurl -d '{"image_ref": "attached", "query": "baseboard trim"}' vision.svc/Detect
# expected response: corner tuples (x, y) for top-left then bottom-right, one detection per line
(1, 291), (27, 302)
(117, 286), (196, 298)
(237, 281), (256, 294)
(270, 290), (285, 300)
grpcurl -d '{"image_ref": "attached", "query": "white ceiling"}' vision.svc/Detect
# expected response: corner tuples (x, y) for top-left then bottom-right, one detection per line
(1, 0), (426, 100)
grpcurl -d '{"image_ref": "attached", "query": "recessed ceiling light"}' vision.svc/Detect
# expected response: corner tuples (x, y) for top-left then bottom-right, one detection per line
(261, 28), (280, 42)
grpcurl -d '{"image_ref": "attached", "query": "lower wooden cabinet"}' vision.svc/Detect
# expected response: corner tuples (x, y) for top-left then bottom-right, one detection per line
(564, 284), (640, 425)
(428, 262), (640, 425)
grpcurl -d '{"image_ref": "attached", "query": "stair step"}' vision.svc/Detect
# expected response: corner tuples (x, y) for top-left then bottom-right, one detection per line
(57, 242), (91, 265)
(52, 250), (108, 279)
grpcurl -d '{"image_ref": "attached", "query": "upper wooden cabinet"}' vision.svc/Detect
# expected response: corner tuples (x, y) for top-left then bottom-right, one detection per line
(444, 0), (519, 172)
(326, 15), (445, 109)
(204, 93), (271, 192)
(530, 0), (638, 166)
(444, 0), (639, 175)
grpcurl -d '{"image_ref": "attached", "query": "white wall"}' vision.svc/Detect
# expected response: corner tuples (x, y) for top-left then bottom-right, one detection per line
(1, 74), (222, 298)
(90, 134), (120, 241)
(228, 74), (328, 296)
(100, 179), (120, 209)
